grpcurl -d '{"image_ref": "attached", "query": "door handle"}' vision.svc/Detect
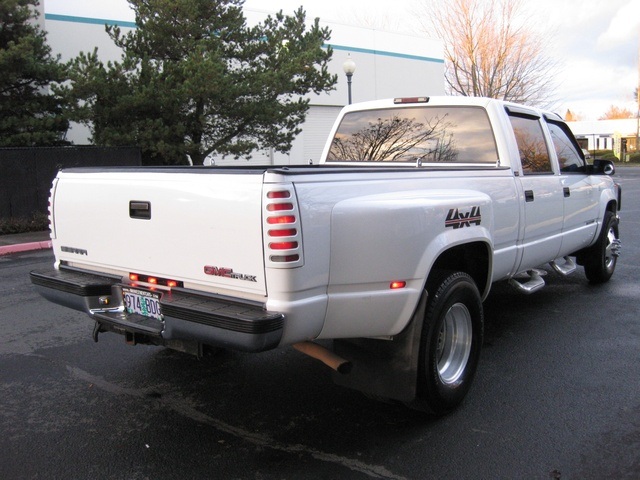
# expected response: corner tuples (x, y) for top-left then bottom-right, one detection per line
(129, 201), (151, 219)
(563, 187), (571, 197)
(525, 190), (534, 202)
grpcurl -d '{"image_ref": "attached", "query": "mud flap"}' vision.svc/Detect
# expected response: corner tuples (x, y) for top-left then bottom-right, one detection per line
(331, 290), (427, 403)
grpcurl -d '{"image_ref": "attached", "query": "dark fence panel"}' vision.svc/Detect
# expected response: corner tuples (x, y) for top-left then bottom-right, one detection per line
(0, 147), (141, 218)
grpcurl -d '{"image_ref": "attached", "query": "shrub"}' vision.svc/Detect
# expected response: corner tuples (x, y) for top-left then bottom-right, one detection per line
(0, 212), (49, 235)
(592, 150), (613, 158)
(597, 151), (618, 160)
(628, 152), (640, 163)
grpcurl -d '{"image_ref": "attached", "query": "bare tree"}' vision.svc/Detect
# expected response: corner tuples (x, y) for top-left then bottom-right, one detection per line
(418, 0), (557, 107)
(599, 105), (635, 120)
(327, 115), (456, 162)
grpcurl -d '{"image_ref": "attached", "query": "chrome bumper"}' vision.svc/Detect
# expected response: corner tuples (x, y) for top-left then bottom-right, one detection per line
(30, 267), (284, 352)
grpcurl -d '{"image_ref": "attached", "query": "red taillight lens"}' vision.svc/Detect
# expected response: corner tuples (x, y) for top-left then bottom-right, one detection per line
(269, 241), (298, 250)
(268, 228), (297, 237)
(129, 273), (139, 281)
(267, 203), (293, 211)
(270, 254), (300, 262)
(267, 191), (291, 199)
(265, 189), (302, 265)
(267, 215), (296, 224)
(390, 281), (407, 289)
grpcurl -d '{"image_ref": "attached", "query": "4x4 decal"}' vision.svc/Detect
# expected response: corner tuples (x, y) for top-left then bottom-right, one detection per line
(445, 206), (482, 229)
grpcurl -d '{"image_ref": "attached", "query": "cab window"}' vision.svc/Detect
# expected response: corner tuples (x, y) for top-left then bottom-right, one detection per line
(546, 121), (586, 172)
(508, 114), (553, 175)
(326, 106), (498, 164)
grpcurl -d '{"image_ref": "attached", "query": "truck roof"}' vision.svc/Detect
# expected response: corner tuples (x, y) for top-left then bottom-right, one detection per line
(343, 96), (561, 121)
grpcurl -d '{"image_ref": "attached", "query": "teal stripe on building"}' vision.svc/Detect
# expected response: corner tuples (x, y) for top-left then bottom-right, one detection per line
(45, 13), (443, 64)
(45, 13), (137, 29)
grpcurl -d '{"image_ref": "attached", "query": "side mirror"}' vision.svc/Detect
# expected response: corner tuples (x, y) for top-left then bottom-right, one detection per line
(591, 159), (615, 175)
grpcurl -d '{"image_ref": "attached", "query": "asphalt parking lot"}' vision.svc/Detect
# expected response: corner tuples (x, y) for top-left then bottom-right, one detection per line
(1, 168), (639, 480)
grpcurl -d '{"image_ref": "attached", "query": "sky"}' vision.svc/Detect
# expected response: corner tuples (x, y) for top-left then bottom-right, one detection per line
(44, 0), (640, 121)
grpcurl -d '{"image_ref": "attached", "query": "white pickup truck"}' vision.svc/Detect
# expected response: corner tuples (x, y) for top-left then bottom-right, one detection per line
(31, 96), (621, 414)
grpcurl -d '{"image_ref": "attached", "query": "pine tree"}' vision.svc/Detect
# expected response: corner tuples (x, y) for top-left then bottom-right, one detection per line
(0, 0), (69, 146)
(66, 0), (337, 165)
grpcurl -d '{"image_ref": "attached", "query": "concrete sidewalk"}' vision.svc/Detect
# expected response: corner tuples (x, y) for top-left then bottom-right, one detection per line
(0, 231), (52, 256)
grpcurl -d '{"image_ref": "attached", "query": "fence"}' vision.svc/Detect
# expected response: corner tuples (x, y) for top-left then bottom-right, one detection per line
(0, 147), (141, 219)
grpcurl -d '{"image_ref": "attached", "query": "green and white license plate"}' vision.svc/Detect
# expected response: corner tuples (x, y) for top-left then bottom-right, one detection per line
(122, 287), (162, 320)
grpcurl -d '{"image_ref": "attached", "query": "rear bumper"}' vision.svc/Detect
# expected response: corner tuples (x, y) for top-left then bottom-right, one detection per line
(30, 267), (284, 352)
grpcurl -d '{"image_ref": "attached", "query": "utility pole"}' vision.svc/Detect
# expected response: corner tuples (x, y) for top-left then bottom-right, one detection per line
(636, 29), (639, 155)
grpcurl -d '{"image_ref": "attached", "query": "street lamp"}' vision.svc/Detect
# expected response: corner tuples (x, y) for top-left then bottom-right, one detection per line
(342, 55), (356, 105)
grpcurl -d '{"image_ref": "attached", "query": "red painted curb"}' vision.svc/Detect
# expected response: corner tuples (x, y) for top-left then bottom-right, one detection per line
(0, 240), (52, 256)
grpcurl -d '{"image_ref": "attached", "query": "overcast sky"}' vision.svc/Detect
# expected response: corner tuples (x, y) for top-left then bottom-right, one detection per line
(45, 0), (640, 120)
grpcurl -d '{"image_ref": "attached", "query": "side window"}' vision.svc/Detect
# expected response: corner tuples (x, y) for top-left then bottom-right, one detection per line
(508, 114), (553, 174)
(546, 121), (586, 172)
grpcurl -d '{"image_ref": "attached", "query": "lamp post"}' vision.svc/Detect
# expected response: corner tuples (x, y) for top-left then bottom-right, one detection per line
(342, 55), (356, 105)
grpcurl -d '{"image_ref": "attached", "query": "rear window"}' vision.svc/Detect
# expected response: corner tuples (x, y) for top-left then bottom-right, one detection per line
(326, 106), (498, 164)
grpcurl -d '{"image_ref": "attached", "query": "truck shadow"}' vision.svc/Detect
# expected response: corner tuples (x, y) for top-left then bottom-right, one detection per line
(53, 266), (619, 478)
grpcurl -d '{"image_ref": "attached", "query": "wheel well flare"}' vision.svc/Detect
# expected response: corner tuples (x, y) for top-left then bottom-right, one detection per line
(430, 242), (490, 295)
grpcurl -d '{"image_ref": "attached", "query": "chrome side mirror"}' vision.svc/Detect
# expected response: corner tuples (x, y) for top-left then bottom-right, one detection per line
(592, 159), (615, 176)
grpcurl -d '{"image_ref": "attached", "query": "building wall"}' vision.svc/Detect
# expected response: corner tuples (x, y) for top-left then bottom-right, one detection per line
(42, 6), (444, 165)
(568, 118), (640, 153)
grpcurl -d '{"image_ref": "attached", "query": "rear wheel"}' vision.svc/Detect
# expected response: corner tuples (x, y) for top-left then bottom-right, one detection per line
(411, 271), (483, 415)
(584, 211), (620, 284)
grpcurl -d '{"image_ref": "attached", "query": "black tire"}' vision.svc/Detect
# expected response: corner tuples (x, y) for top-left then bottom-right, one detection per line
(411, 271), (484, 415)
(584, 211), (620, 284)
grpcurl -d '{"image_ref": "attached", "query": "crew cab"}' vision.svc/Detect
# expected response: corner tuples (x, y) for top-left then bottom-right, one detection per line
(31, 96), (621, 414)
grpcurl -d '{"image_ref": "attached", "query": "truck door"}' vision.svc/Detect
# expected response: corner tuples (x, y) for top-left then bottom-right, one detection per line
(544, 118), (599, 254)
(507, 108), (563, 271)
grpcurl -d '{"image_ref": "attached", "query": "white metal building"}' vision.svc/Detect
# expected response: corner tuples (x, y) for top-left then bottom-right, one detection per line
(41, 4), (445, 164)
(568, 119), (640, 158)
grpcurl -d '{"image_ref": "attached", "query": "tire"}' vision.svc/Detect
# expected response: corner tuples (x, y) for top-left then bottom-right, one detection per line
(411, 271), (484, 415)
(584, 211), (620, 284)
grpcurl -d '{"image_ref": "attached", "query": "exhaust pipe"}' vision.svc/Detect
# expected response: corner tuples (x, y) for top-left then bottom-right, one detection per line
(293, 342), (352, 374)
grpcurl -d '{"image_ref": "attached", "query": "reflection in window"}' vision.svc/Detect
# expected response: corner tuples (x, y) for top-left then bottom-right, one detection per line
(547, 122), (585, 172)
(326, 107), (498, 164)
(508, 115), (552, 174)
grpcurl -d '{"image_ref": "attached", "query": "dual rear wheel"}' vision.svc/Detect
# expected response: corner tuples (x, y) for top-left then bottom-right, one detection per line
(411, 211), (619, 414)
(412, 271), (483, 415)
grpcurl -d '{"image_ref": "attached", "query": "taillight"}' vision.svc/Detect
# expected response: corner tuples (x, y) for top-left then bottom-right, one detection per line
(264, 187), (303, 267)
(393, 96), (430, 104)
(129, 272), (183, 289)
(267, 215), (296, 224)
(267, 203), (293, 211)
(268, 228), (297, 237)
(269, 241), (298, 250)
(267, 191), (290, 199)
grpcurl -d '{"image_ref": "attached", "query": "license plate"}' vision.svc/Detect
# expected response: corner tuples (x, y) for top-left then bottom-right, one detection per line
(122, 287), (162, 320)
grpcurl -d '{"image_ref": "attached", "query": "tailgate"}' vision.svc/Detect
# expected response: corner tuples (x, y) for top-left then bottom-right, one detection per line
(51, 169), (267, 297)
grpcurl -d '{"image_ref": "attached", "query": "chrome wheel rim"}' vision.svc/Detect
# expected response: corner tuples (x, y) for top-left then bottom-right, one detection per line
(436, 303), (473, 385)
(604, 226), (619, 270)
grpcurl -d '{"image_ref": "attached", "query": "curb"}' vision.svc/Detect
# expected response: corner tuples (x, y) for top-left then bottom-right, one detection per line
(0, 240), (53, 256)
